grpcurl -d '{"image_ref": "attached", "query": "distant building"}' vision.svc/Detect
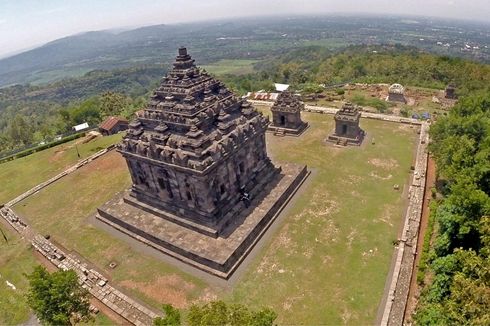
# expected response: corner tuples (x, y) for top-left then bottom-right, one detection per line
(274, 83), (290, 92)
(72, 122), (89, 132)
(387, 84), (407, 103)
(98, 116), (128, 136)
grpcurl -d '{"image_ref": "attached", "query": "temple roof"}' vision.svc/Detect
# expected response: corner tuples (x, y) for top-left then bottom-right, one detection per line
(334, 102), (361, 122)
(271, 91), (304, 113)
(119, 47), (268, 173)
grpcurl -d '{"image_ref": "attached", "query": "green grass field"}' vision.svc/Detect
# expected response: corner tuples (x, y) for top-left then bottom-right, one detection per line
(201, 59), (258, 76)
(8, 112), (418, 324)
(0, 133), (123, 204)
(0, 227), (37, 325)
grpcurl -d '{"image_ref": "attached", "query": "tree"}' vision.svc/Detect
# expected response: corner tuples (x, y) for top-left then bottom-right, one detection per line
(25, 266), (91, 325)
(187, 300), (277, 326)
(415, 92), (490, 325)
(100, 91), (128, 117)
(154, 304), (181, 326)
(7, 114), (33, 146)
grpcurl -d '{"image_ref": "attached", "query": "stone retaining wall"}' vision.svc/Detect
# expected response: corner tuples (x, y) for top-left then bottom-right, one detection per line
(381, 123), (429, 326)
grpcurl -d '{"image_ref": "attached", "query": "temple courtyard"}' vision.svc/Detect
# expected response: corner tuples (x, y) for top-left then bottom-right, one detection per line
(3, 111), (418, 324)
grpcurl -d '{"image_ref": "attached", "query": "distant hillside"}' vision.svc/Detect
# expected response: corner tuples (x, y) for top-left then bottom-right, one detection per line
(0, 15), (488, 87)
(0, 65), (164, 106)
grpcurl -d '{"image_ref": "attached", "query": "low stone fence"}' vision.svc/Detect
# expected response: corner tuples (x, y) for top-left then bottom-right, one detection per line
(248, 100), (423, 125)
(1, 143), (161, 325)
(380, 122), (429, 326)
(5, 145), (116, 207)
(0, 206), (160, 325)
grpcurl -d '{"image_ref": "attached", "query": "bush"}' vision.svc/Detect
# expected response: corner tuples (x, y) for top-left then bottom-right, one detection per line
(351, 94), (391, 113)
(154, 304), (181, 326)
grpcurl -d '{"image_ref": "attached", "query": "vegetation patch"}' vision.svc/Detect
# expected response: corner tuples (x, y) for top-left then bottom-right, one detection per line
(414, 93), (490, 325)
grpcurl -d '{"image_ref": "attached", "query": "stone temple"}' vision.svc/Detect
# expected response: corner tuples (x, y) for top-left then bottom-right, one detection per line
(327, 102), (365, 146)
(445, 84), (457, 99)
(97, 48), (308, 278)
(268, 90), (308, 136)
(387, 83), (407, 103)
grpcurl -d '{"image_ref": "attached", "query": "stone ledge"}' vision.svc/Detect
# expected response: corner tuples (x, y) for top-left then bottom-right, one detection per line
(96, 163), (309, 279)
(267, 122), (309, 137)
(326, 133), (365, 146)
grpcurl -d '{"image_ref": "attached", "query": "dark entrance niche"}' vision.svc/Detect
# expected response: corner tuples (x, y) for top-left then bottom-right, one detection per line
(280, 115), (286, 126)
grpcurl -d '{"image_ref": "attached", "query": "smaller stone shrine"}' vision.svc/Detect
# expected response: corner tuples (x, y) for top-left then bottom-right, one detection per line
(445, 84), (457, 99)
(387, 83), (407, 103)
(268, 86), (308, 136)
(327, 102), (365, 146)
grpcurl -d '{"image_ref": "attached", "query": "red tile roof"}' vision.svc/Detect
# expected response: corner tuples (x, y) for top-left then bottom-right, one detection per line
(99, 116), (128, 131)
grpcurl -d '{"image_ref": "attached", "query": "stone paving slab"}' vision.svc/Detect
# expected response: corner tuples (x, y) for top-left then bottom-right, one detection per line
(97, 163), (309, 279)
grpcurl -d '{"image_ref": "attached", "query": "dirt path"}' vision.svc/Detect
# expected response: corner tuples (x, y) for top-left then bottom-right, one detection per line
(404, 156), (436, 321)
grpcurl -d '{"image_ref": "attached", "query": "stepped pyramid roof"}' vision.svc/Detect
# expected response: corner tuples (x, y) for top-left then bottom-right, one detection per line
(119, 47), (268, 173)
(334, 102), (361, 122)
(271, 91), (304, 113)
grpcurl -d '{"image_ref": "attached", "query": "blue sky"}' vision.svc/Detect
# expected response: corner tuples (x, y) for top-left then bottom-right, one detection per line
(0, 0), (489, 57)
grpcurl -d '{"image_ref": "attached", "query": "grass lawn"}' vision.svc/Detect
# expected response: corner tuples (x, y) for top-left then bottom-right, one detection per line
(14, 150), (210, 310)
(0, 133), (123, 204)
(227, 113), (417, 324)
(201, 59), (258, 76)
(0, 226), (37, 325)
(12, 112), (418, 324)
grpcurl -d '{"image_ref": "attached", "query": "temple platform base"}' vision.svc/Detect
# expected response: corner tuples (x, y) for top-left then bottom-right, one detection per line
(96, 163), (309, 279)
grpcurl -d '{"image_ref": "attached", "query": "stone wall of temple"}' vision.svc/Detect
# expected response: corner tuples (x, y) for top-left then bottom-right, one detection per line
(117, 47), (277, 228)
(124, 131), (272, 225)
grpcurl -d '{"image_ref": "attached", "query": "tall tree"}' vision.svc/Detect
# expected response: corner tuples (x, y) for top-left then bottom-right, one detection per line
(187, 300), (277, 326)
(25, 266), (91, 325)
(100, 91), (128, 117)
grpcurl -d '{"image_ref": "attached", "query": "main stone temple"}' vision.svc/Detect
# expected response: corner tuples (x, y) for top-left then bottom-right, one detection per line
(97, 48), (308, 278)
